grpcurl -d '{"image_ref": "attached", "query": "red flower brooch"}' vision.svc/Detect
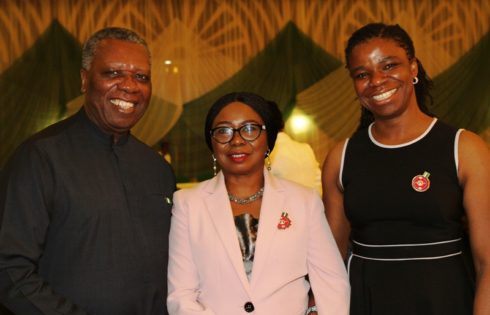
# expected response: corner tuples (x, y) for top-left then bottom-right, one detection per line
(277, 211), (292, 230)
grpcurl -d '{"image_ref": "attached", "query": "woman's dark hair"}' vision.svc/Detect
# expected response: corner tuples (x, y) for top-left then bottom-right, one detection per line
(345, 23), (433, 129)
(204, 92), (285, 152)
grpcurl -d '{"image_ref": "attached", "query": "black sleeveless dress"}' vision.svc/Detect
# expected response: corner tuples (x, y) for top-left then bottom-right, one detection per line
(342, 119), (474, 315)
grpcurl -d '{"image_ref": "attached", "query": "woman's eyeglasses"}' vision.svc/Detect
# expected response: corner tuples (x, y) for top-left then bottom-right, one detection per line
(210, 124), (266, 144)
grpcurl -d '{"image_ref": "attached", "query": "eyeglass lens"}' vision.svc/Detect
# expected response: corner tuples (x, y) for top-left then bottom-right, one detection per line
(212, 124), (264, 143)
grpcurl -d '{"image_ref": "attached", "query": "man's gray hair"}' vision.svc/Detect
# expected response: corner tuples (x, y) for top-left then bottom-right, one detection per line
(81, 27), (151, 70)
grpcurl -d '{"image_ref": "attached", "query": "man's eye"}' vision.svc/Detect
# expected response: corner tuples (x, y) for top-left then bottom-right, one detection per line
(105, 70), (121, 77)
(135, 74), (150, 82)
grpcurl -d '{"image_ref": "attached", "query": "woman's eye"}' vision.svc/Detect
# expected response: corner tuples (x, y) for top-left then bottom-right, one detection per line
(354, 72), (368, 80)
(242, 125), (256, 133)
(383, 63), (397, 70)
(217, 128), (232, 135)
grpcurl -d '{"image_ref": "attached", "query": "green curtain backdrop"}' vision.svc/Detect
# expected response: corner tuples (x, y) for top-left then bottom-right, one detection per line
(166, 22), (341, 180)
(0, 1), (489, 180)
(0, 20), (81, 167)
(431, 31), (490, 133)
(291, 29), (490, 167)
(166, 24), (490, 181)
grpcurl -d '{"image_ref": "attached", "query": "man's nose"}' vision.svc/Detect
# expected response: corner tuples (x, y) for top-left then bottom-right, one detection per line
(119, 75), (138, 92)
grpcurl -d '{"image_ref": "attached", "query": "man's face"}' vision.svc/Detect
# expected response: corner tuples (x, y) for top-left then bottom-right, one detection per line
(80, 38), (151, 138)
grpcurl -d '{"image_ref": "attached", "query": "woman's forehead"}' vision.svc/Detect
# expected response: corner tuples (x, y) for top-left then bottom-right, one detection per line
(214, 102), (263, 122)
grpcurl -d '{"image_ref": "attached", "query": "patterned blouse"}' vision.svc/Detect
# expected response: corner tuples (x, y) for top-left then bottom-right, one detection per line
(234, 213), (259, 280)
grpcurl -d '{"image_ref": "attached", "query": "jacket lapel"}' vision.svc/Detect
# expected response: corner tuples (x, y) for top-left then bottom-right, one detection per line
(203, 172), (252, 295)
(250, 171), (286, 287)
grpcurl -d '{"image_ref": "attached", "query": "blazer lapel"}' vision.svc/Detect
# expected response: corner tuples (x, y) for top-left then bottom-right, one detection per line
(203, 172), (252, 295)
(250, 170), (286, 286)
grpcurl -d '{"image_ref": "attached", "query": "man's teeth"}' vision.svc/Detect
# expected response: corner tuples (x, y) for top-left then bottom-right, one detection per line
(110, 99), (134, 109)
(372, 89), (396, 101)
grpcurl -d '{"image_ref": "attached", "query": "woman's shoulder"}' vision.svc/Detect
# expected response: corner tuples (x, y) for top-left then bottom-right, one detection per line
(458, 130), (490, 169)
(270, 173), (320, 198)
(174, 178), (213, 199)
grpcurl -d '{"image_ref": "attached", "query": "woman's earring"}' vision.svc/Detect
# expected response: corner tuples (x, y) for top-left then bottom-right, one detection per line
(212, 154), (217, 176)
(265, 149), (271, 171)
(412, 77), (419, 84)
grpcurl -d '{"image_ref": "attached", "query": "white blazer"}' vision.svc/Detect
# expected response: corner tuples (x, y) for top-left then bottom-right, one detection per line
(167, 170), (350, 315)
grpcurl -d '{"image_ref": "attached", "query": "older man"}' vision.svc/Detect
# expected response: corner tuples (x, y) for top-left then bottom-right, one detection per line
(0, 27), (175, 315)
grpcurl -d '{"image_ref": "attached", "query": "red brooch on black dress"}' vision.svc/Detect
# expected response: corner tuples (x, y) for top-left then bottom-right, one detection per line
(412, 171), (431, 192)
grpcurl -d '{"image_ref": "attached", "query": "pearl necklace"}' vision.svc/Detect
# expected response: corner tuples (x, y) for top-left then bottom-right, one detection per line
(228, 187), (264, 205)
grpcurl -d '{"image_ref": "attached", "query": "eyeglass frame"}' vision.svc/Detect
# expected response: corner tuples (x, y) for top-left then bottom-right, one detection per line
(210, 123), (267, 144)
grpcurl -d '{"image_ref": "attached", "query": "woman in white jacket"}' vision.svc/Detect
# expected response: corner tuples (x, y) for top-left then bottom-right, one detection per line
(167, 92), (349, 315)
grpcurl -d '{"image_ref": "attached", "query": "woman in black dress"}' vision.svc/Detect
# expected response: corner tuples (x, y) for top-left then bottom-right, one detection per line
(322, 23), (490, 314)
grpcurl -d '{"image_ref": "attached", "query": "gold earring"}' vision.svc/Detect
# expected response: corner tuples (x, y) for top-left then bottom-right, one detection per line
(265, 149), (271, 171)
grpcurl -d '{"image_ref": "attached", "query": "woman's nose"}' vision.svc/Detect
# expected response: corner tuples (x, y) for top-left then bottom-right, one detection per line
(230, 130), (245, 145)
(369, 71), (386, 87)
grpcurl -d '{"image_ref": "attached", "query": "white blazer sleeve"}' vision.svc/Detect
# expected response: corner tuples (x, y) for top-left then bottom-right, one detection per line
(307, 194), (350, 314)
(167, 191), (216, 315)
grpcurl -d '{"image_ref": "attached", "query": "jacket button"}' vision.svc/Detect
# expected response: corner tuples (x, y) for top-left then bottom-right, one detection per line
(244, 301), (254, 312)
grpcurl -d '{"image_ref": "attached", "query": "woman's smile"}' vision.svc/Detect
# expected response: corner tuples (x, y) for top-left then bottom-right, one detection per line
(371, 88), (397, 102)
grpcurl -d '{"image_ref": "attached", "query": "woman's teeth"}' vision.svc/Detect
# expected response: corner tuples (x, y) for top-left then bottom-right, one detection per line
(372, 89), (396, 101)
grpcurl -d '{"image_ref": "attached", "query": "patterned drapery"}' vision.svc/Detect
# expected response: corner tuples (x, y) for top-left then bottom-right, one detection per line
(1, 0), (489, 180)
